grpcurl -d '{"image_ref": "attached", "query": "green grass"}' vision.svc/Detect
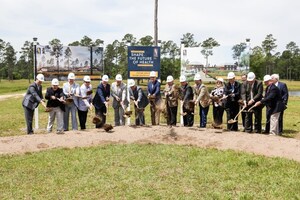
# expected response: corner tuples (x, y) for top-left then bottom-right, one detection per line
(0, 145), (299, 199)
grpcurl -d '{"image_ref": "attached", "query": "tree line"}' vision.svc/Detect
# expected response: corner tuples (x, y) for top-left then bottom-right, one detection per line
(0, 33), (299, 82)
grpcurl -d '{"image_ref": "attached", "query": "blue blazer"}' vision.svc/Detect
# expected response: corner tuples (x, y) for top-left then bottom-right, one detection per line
(261, 84), (285, 114)
(147, 80), (161, 101)
(277, 81), (289, 105)
(92, 83), (110, 109)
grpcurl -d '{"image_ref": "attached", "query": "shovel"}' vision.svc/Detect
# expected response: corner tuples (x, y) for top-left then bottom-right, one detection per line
(228, 106), (246, 124)
(247, 104), (257, 112)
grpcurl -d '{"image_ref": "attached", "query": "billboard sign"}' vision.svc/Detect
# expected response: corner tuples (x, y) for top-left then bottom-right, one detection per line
(127, 46), (160, 78)
(36, 45), (103, 76)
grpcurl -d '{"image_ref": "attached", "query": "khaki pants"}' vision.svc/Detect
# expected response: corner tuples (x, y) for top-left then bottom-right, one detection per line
(270, 112), (280, 135)
(47, 107), (64, 132)
(150, 103), (161, 125)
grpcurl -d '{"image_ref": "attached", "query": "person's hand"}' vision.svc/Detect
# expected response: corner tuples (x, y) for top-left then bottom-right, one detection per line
(106, 97), (110, 101)
(254, 101), (261, 107)
(104, 101), (109, 107)
(248, 99), (255, 105)
(41, 100), (46, 108)
(115, 96), (120, 101)
(134, 100), (138, 107)
(51, 96), (56, 100)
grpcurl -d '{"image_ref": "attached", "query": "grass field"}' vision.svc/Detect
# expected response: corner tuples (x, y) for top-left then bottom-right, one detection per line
(0, 145), (300, 199)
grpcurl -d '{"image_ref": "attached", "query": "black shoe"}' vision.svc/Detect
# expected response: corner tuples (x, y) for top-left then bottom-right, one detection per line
(262, 131), (269, 134)
(28, 132), (34, 135)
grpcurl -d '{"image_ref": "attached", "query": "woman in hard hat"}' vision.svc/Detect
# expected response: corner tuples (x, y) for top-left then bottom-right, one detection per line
(78, 75), (93, 130)
(210, 78), (225, 127)
(45, 78), (65, 134)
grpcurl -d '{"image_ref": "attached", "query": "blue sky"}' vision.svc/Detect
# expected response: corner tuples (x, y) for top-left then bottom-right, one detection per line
(1, 0), (299, 65)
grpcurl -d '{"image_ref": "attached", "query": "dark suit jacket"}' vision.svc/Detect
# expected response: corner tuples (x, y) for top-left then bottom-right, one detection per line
(180, 84), (193, 110)
(261, 84), (285, 114)
(147, 80), (161, 102)
(224, 81), (241, 108)
(277, 81), (289, 105)
(241, 80), (263, 103)
(45, 87), (65, 111)
(22, 83), (43, 110)
(92, 83), (110, 109)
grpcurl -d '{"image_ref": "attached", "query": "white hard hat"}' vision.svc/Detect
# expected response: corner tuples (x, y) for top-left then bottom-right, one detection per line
(194, 73), (201, 81)
(83, 75), (91, 82)
(179, 75), (187, 82)
(115, 74), (122, 81)
(149, 71), (157, 77)
(36, 74), (45, 82)
(102, 75), (109, 82)
(263, 75), (272, 82)
(128, 79), (135, 87)
(51, 78), (59, 85)
(227, 72), (235, 79)
(217, 77), (224, 83)
(247, 72), (256, 81)
(166, 75), (174, 83)
(68, 72), (75, 80)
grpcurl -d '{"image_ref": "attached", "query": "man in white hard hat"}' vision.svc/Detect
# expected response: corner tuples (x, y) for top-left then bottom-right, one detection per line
(253, 75), (285, 135)
(92, 75), (110, 128)
(240, 72), (263, 133)
(224, 72), (241, 131)
(63, 72), (80, 131)
(193, 73), (210, 128)
(111, 74), (128, 126)
(128, 79), (149, 125)
(22, 74), (47, 134)
(147, 71), (161, 125)
(78, 75), (93, 130)
(163, 75), (180, 126)
(179, 75), (194, 126)
(271, 74), (289, 134)
(45, 78), (65, 134)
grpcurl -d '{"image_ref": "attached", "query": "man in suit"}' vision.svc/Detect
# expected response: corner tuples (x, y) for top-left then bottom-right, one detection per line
(22, 74), (46, 134)
(147, 71), (161, 125)
(128, 79), (149, 126)
(93, 75), (110, 128)
(63, 72), (80, 131)
(254, 75), (285, 135)
(111, 74), (127, 126)
(224, 72), (241, 131)
(193, 73), (210, 128)
(241, 72), (263, 133)
(271, 74), (289, 133)
(180, 75), (194, 127)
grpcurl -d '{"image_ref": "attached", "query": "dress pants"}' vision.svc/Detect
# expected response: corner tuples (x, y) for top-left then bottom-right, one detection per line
(114, 105), (125, 126)
(167, 105), (177, 126)
(64, 102), (78, 131)
(135, 106), (145, 125)
(78, 109), (88, 130)
(150, 102), (161, 125)
(47, 107), (64, 132)
(270, 112), (280, 135)
(226, 102), (239, 131)
(279, 111), (284, 133)
(213, 105), (224, 125)
(183, 107), (194, 127)
(23, 106), (34, 134)
(95, 106), (107, 128)
(245, 107), (262, 133)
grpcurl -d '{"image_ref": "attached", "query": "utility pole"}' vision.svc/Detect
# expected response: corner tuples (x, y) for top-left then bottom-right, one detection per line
(154, 0), (158, 46)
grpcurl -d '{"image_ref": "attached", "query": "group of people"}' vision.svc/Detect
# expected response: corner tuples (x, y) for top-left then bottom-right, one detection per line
(22, 71), (288, 136)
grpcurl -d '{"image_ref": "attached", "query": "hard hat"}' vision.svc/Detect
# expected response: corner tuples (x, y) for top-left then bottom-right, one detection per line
(179, 75), (187, 82)
(149, 71), (157, 77)
(115, 74), (122, 81)
(227, 72), (235, 79)
(166, 75), (174, 83)
(36, 74), (45, 82)
(83, 75), (91, 82)
(263, 75), (272, 82)
(68, 72), (75, 80)
(128, 79), (135, 87)
(247, 72), (256, 81)
(194, 73), (201, 81)
(217, 77), (224, 83)
(51, 78), (59, 85)
(102, 75), (109, 82)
